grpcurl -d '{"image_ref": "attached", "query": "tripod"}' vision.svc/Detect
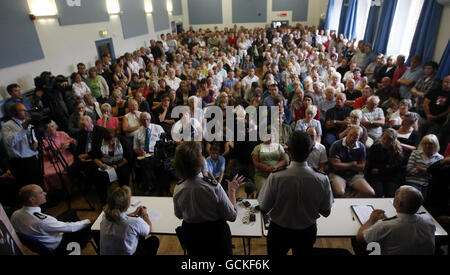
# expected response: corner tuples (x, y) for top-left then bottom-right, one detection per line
(39, 133), (95, 211)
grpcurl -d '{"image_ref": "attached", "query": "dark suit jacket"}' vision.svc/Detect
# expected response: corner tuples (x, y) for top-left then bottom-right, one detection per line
(74, 125), (108, 159)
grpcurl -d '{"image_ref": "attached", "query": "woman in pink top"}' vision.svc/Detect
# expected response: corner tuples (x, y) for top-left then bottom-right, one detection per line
(42, 121), (76, 192)
(97, 103), (120, 135)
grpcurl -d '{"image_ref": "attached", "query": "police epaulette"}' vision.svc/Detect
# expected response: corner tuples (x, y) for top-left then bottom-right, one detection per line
(33, 212), (47, 220)
(203, 176), (218, 186)
(382, 216), (397, 221)
(313, 168), (327, 175)
(272, 166), (287, 173)
(176, 179), (186, 185)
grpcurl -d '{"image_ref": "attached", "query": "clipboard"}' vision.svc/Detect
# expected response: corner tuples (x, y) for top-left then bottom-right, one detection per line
(351, 205), (375, 225)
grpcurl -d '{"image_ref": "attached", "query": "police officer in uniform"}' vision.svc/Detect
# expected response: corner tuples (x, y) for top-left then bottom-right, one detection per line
(173, 141), (245, 255)
(10, 184), (92, 255)
(355, 185), (436, 255)
(258, 131), (334, 255)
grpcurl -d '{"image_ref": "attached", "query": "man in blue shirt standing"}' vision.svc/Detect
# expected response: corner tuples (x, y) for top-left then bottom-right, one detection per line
(3, 84), (32, 120)
(1, 103), (42, 188)
(361, 44), (378, 73)
(398, 56), (424, 100)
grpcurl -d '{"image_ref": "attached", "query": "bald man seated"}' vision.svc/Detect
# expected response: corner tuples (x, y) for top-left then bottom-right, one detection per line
(355, 186), (436, 255)
(10, 185), (92, 255)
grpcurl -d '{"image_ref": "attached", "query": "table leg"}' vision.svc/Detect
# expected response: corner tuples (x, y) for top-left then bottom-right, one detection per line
(247, 237), (251, 255)
(242, 237), (247, 255)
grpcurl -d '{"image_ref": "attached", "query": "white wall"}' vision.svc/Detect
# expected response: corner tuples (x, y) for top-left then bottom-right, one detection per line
(433, 4), (450, 63)
(185, 0), (328, 31)
(0, 12), (170, 98)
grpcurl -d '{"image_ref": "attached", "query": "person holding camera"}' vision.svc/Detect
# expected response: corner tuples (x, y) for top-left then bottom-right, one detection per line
(1, 103), (43, 188)
(133, 112), (165, 194)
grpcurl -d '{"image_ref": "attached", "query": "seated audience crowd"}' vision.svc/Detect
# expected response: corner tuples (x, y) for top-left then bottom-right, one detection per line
(1, 23), (449, 255)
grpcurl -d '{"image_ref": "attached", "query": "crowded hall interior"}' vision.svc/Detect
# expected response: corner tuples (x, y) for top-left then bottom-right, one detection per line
(0, 0), (449, 256)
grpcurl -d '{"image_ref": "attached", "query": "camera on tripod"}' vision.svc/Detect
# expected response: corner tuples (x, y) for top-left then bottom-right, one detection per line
(154, 133), (177, 160)
(154, 133), (177, 185)
(27, 106), (52, 138)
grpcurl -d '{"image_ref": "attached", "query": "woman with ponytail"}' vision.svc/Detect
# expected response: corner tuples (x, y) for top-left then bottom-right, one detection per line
(365, 128), (404, 197)
(100, 186), (159, 255)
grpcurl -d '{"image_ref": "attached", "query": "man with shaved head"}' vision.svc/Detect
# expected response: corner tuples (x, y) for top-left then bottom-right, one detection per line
(10, 185), (92, 254)
(356, 186), (436, 255)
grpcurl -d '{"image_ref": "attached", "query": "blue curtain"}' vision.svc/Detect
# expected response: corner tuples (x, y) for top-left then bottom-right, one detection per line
(341, 0), (359, 40)
(437, 40), (450, 80)
(338, 0), (349, 35)
(363, 5), (380, 44)
(407, 0), (443, 65)
(324, 0), (335, 31)
(373, 0), (398, 54)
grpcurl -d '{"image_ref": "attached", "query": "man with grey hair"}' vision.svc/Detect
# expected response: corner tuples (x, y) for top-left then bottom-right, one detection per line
(361, 96), (385, 140)
(133, 112), (165, 194)
(356, 186), (436, 255)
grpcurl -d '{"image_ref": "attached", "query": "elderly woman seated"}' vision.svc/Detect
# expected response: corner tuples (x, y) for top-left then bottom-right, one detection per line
(42, 120), (76, 193)
(406, 134), (444, 200)
(97, 103), (120, 135)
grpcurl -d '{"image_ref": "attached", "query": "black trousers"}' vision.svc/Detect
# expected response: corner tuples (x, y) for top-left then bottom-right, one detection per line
(267, 222), (317, 256)
(54, 209), (92, 255)
(181, 220), (233, 256)
(10, 156), (43, 187)
(133, 236), (160, 256)
(135, 157), (157, 190)
(0, 177), (20, 208)
(94, 164), (130, 205)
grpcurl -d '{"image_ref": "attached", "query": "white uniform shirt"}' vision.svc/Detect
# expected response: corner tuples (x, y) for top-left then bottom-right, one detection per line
(133, 124), (165, 153)
(363, 213), (436, 255)
(100, 212), (150, 255)
(173, 173), (237, 223)
(11, 207), (90, 250)
(258, 161), (334, 230)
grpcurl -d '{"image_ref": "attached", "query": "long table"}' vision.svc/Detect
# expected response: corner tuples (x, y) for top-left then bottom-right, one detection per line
(262, 198), (448, 237)
(91, 197), (262, 254)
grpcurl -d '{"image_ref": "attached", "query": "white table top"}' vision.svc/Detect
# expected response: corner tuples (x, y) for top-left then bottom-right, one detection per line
(92, 197), (262, 237)
(263, 198), (448, 237)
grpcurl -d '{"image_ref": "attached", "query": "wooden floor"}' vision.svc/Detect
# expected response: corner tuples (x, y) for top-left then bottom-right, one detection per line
(22, 182), (356, 255)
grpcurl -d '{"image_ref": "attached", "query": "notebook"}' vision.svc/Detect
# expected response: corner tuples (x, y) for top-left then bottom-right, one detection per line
(351, 205), (375, 225)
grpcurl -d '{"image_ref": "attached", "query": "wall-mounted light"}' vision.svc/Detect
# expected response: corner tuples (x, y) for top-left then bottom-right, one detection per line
(145, 0), (153, 14)
(107, 0), (121, 15)
(27, 0), (58, 18)
(167, 0), (173, 14)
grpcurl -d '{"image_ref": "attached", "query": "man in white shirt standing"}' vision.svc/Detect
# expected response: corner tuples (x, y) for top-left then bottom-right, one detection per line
(11, 184), (92, 255)
(241, 68), (259, 92)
